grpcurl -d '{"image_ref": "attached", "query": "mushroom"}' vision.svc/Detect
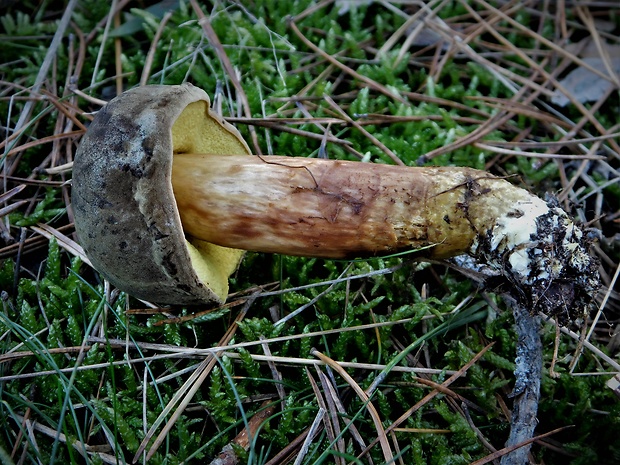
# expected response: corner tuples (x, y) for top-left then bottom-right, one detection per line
(72, 83), (599, 322)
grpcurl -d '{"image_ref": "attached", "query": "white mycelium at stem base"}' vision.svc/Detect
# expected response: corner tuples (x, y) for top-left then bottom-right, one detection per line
(171, 153), (599, 323)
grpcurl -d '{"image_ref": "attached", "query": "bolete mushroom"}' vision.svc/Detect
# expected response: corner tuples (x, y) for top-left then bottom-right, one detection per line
(72, 83), (599, 322)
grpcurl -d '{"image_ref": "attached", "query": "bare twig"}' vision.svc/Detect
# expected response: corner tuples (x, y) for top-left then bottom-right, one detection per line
(500, 298), (542, 465)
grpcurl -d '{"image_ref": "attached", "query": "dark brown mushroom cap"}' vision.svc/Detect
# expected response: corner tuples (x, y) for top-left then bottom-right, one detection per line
(72, 83), (250, 305)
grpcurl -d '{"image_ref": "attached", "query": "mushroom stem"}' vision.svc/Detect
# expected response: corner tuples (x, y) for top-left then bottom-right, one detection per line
(171, 153), (599, 322)
(172, 154), (475, 259)
(172, 154), (517, 259)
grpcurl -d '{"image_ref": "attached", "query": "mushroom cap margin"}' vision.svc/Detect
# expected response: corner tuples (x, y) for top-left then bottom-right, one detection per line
(72, 83), (249, 305)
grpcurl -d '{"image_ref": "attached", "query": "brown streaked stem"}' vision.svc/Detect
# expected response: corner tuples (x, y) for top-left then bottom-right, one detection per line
(173, 154), (519, 260)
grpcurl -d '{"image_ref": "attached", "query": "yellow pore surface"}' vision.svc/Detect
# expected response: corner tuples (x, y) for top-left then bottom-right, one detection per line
(171, 100), (251, 302)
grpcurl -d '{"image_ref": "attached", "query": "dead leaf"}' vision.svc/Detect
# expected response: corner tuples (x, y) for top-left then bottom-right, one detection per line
(552, 39), (620, 106)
